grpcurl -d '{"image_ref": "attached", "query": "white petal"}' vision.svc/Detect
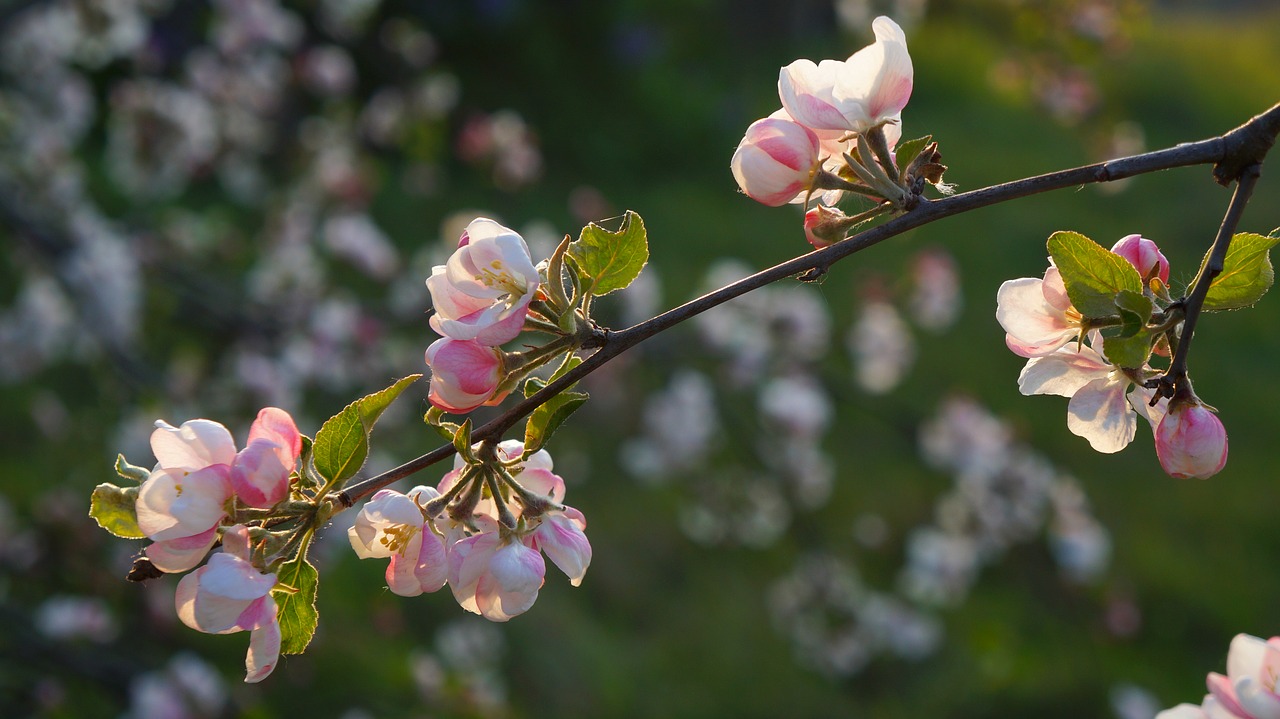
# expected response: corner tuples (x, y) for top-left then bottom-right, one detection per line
(151, 419), (236, 470)
(1017, 348), (1109, 398)
(996, 278), (1074, 353)
(1067, 376), (1136, 453)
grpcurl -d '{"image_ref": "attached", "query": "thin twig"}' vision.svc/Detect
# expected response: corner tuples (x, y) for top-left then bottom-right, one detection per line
(1157, 164), (1263, 400)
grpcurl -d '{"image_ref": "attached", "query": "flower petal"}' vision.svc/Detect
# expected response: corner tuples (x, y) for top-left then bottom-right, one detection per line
(1067, 376), (1137, 453)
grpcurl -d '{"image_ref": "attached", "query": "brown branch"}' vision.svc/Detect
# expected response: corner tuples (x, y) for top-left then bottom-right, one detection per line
(337, 100), (1280, 508)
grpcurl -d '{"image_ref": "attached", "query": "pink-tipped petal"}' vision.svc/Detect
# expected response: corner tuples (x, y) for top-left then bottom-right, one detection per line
(244, 603), (281, 683)
(146, 527), (220, 573)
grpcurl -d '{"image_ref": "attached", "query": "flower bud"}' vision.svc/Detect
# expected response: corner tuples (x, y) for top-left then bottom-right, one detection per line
(1155, 402), (1228, 479)
(731, 117), (820, 207)
(1111, 234), (1170, 285)
(803, 205), (850, 248)
(424, 338), (507, 414)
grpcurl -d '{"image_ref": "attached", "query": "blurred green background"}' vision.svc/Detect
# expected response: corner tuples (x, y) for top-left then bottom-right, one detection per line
(3, 0), (1280, 717)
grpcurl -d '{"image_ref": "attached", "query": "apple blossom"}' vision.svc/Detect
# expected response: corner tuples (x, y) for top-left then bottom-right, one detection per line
(348, 486), (448, 596)
(730, 116), (821, 207)
(1112, 233), (1170, 285)
(424, 337), (507, 413)
(174, 525), (281, 683)
(137, 419), (237, 573)
(1205, 634), (1280, 719)
(1156, 402), (1229, 479)
(426, 218), (538, 346)
(778, 16), (912, 134)
(447, 527), (546, 622)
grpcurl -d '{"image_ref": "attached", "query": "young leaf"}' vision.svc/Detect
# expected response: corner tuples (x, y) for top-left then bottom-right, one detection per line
(1114, 289), (1153, 338)
(452, 418), (475, 463)
(524, 390), (589, 456)
(114, 454), (150, 483)
(1202, 232), (1280, 311)
(313, 375), (422, 485)
(1047, 231), (1143, 318)
(274, 554), (319, 655)
(90, 483), (145, 539)
(521, 352), (586, 455)
(1100, 330), (1154, 369)
(894, 134), (932, 179)
(568, 210), (648, 296)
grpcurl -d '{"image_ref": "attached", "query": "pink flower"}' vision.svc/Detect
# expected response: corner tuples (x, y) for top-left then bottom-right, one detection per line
(996, 265), (1081, 358)
(778, 16), (912, 134)
(1156, 402), (1228, 479)
(424, 338), (506, 413)
(730, 116), (820, 207)
(136, 410), (301, 572)
(447, 528), (545, 622)
(426, 218), (538, 346)
(174, 526), (281, 683)
(138, 419), (238, 573)
(1206, 634), (1280, 719)
(347, 486), (448, 596)
(1112, 234), (1170, 285)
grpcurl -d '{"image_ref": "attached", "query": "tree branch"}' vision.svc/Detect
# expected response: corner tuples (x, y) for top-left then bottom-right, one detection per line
(1157, 164), (1263, 400)
(337, 101), (1280, 508)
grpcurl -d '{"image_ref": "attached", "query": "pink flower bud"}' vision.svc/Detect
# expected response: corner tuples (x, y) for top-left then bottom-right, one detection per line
(424, 338), (506, 413)
(731, 117), (820, 207)
(1111, 234), (1170, 284)
(803, 205), (848, 248)
(1155, 403), (1228, 479)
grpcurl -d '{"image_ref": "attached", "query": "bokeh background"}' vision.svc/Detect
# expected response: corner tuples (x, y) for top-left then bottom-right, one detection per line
(3, 0), (1280, 717)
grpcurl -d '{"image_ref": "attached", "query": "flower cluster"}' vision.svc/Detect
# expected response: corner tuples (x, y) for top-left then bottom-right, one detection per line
(132, 408), (303, 682)
(997, 233), (1228, 478)
(1159, 634), (1280, 719)
(731, 16), (946, 245)
(348, 441), (591, 622)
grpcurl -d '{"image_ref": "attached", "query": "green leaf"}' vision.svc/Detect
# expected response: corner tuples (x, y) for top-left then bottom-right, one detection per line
(90, 483), (145, 539)
(1113, 289), (1153, 338)
(114, 454), (150, 483)
(313, 374), (422, 485)
(1202, 232), (1280, 311)
(524, 390), (589, 456)
(520, 352), (586, 455)
(1100, 330), (1154, 369)
(567, 210), (648, 296)
(274, 554), (319, 655)
(1047, 231), (1143, 318)
(895, 134), (932, 179)
(452, 418), (475, 463)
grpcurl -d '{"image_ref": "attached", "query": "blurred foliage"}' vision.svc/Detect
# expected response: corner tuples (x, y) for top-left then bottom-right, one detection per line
(2, 0), (1280, 717)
